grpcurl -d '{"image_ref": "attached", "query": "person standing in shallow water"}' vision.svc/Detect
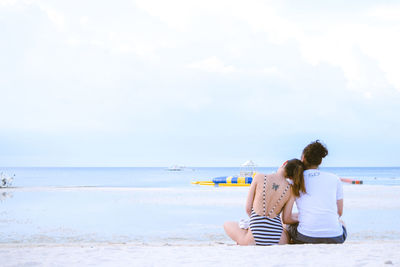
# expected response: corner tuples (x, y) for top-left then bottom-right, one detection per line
(286, 140), (347, 244)
(223, 159), (305, 246)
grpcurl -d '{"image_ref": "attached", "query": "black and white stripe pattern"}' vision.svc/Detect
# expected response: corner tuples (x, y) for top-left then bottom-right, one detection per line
(249, 210), (283, 246)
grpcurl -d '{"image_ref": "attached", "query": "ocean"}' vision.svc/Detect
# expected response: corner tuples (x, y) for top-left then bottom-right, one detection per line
(1, 167), (399, 244)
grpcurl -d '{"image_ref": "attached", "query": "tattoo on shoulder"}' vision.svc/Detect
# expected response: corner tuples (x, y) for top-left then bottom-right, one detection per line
(272, 183), (279, 191)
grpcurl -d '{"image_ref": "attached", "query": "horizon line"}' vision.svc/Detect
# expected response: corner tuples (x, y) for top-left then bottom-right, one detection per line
(1, 166), (399, 168)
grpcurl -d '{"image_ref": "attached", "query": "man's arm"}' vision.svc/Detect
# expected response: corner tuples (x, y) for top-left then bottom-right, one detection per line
(282, 195), (298, 224)
(337, 199), (343, 217)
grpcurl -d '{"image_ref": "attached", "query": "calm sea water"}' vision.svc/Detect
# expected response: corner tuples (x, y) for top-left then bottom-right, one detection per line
(0, 167), (399, 244)
(2, 166), (400, 187)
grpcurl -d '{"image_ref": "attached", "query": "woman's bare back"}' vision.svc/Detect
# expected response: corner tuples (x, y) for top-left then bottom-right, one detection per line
(252, 173), (292, 218)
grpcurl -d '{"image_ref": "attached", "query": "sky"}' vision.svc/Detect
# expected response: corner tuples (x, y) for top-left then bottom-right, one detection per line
(0, 0), (400, 167)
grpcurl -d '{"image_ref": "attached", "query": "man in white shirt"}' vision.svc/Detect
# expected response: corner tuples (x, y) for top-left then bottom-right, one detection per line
(287, 140), (347, 244)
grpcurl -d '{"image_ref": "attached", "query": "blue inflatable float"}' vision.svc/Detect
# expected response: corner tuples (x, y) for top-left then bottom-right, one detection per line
(192, 175), (254, 187)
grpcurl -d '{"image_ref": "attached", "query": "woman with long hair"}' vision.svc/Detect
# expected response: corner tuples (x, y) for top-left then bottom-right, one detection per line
(223, 159), (305, 245)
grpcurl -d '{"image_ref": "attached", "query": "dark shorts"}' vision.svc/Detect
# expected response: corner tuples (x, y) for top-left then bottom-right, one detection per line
(287, 223), (347, 244)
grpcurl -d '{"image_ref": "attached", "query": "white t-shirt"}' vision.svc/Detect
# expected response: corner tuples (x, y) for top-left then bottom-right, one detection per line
(296, 169), (344, 237)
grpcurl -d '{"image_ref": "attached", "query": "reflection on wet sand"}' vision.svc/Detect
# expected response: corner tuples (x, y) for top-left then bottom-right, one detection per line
(0, 191), (13, 202)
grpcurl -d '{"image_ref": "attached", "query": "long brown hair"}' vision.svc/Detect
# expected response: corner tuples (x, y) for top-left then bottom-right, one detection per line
(285, 158), (306, 197)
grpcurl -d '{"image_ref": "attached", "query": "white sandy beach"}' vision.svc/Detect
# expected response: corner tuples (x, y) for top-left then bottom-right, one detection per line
(1, 241), (399, 266)
(1, 185), (400, 266)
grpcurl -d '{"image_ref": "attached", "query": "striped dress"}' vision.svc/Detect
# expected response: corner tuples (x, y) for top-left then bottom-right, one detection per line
(249, 175), (290, 246)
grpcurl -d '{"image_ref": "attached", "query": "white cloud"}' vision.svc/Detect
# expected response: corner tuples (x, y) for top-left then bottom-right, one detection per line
(359, 27), (400, 92)
(297, 25), (362, 90)
(187, 57), (236, 74)
(80, 16), (89, 27)
(0, 0), (20, 6)
(297, 22), (400, 93)
(260, 66), (280, 76)
(0, 0), (66, 30)
(133, 0), (400, 94)
(225, 0), (301, 44)
(187, 57), (281, 76)
(37, 3), (66, 31)
(0, 0), (17, 6)
(364, 92), (372, 99)
(67, 36), (81, 47)
(134, 0), (299, 43)
(134, 0), (198, 31)
(367, 5), (400, 21)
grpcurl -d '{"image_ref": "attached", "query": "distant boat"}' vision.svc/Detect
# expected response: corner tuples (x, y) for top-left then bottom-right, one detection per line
(167, 165), (185, 171)
(0, 172), (14, 188)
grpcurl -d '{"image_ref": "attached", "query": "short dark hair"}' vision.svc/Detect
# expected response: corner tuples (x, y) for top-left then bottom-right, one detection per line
(302, 140), (328, 167)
